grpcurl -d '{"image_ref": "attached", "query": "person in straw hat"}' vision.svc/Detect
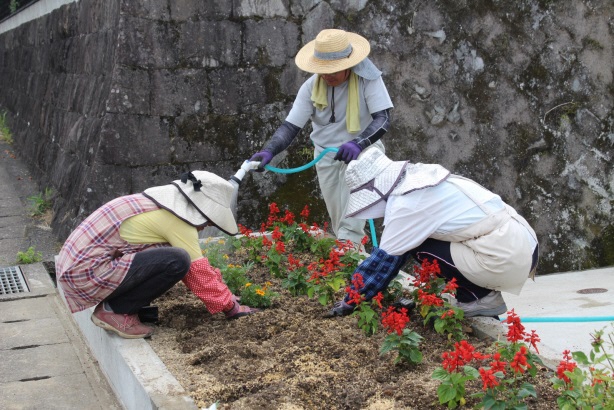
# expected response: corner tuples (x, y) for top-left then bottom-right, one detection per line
(326, 148), (539, 318)
(249, 28), (394, 249)
(56, 171), (259, 339)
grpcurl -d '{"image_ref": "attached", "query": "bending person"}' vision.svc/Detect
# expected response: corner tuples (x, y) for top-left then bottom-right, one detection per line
(56, 171), (259, 339)
(328, 149), (539, 318)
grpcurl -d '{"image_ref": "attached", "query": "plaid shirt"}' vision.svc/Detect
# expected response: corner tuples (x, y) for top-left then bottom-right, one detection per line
(345, 247), (410, 302)
(56, 194), (162, 313)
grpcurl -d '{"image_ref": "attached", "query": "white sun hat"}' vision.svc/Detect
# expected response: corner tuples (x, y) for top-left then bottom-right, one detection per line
(143, 171), (238, 235)
(295, 29), (372, 75)
(345, 149), (451, 218)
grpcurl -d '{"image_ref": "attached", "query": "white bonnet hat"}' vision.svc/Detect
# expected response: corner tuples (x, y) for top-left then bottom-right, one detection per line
(143, 171), (238, 235)
(345, 149), (451, 218)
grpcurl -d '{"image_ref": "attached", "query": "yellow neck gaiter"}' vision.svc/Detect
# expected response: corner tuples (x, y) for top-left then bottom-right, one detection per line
(311, 72), (361, 134)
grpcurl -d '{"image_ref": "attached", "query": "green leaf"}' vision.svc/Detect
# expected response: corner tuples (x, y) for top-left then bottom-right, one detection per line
(437, 383), (458, 404)
(432, 367), (450, 381)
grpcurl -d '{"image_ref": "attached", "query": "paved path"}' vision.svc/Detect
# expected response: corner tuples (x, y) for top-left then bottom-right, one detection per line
(0, 140), (119, 409)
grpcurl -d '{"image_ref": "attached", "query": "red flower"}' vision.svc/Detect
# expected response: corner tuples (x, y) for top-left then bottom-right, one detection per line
(524, 329), (541, 354)
(381, 306), (410, 335)
(271, 226), (283, 240)
(413, 258), (441, 285)
(441, 340), (489, 373)
(479, 368), (499, 390)
(556, 350), (577, 384)
(347, 287), (364, 305)
(361, 235), (368, 245)
(269, 202), (280, 216)
(351, 273), (365, 290)
(238, 224), (253, 237)
(442, 277), (458, 294)
(372, 292), (384, 309)
(417, 289), (444, 307)
(510, 345), (531, 374)
(287, 254), (303, 270)
(261, 236), (272, 247)
(505, 309), (526, 343)
(275, 240), (285, 253)
(281, 210), (295, 225)
(440, 309), (455, 319)
(300, 205), (310, 219)
(489, 352), (507, 374)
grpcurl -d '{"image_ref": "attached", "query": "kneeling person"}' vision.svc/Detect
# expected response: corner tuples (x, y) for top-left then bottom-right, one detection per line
(57, 171), (258, 339)
(328, 149), (539, 318)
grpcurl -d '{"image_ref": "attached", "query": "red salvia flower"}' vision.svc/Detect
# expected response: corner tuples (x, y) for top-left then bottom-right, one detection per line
(440, 309), (455, 319)
(510, 345), (531, 374)
(269, 202), (280, 216)
(442, 277), (458, 294)
(361, 235), (368, 245)
(287, 254), (303, 270)
(261, 236), (272, 247)
(347, 287), (364, 305)
(271, 226), (283, 240)
(275, 240), (285, 253)
(300, 205), (310, 219)
(298, 222), (309, 233)
(417, 289), (444, 307)
(479, 368), (499, 390)
(381, 306), (410, 336)
(281, 210), (295, 225)
(238, 224), (253, 237)
(524, 329), (541, 353)
(351, 273), (365, 290)
(556, 350), (577, 384)
(372, 292), (384, 309)
(505, 309), (526, 343)
(489, 352), (507, 374)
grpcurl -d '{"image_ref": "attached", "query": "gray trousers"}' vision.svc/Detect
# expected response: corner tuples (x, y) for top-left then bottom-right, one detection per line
(314, 141), (384, 245)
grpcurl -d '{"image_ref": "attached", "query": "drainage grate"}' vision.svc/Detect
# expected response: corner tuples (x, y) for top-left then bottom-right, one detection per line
(577, 288), (608, 294)
(0, 266), (30, 295)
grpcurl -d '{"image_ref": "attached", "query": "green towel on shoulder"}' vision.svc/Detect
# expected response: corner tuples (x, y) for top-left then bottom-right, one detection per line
(311, 73), (361, 134)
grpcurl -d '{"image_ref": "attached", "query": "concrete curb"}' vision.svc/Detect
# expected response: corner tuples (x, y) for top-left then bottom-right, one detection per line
(54, 262), (197, 410)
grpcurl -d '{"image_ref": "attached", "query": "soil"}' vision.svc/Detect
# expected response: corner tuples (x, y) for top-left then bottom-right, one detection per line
(148, 247), (561, 410)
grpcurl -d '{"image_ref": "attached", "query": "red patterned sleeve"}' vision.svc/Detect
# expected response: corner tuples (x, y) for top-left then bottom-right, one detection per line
(182, 257), (234, 314)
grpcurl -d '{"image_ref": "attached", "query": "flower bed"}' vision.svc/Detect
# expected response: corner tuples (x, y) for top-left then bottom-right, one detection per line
(148, 204), (613, 409)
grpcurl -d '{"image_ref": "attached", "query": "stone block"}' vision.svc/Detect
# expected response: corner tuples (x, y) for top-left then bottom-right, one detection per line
(106, 68), (151, 115)
(300, 1), (334, 43)
(178, 20), (241, 68)
(116, 16), (179, 68)
(151, 69), (209, 117)
(99, 114), (171, 166)
(233, 0), (289, 18)
(244, 19), (300, 67)
(120, 0), (170, 21)
(170, 0), (232, 21)
(209, 68), (266, 115)
(172, 113), (239, 162)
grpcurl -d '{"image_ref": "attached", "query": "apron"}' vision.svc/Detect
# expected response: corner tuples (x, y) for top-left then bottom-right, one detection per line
(430, 176), (538, 294)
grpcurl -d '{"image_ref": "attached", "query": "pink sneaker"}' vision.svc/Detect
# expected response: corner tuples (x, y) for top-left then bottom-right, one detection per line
(91, 303), (154, 339)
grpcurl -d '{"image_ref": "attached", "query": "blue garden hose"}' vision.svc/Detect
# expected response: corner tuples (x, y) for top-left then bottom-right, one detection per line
(500, 316), (614, 323)
(263, 147), (379, 247)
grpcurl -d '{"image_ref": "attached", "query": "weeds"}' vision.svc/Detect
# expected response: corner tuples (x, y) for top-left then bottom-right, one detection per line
(28, 188), (54, 217)
(16, 246), (43, 264)
(0, 111), (14, 144)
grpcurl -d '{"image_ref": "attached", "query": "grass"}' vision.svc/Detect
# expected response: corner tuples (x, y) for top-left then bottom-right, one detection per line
(28, 188), (54, 217)
(16, 246), (43, 264)
(0, 111), (14, 144)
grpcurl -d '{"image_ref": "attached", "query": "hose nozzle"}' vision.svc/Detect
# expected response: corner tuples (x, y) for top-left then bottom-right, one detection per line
(229, 160), (261, 185)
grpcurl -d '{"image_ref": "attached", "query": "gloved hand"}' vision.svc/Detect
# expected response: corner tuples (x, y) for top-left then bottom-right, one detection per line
(224, 300), (260, 319)
(323, 300), (355, 318)
(334, 141), (362, 164)
(249, 150), (273, 172)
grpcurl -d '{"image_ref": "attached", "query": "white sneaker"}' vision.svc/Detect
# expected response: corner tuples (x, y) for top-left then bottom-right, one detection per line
(456, 291), (507, 318)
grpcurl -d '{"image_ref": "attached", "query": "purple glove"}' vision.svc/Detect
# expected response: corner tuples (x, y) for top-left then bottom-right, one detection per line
(334, 141), (362, 164)
(249, 150), (273, 172)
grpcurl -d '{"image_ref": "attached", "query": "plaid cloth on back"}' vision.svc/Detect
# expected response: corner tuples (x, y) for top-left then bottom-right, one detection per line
(345, 247), (411, 302)
(56, 194), (163, 313)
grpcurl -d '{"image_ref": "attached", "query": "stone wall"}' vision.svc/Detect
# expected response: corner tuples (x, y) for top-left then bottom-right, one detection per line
(0, 0), (612, 274)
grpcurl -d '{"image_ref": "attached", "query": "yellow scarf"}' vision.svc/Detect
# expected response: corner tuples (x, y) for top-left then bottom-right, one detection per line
(311, 72), (361, 134)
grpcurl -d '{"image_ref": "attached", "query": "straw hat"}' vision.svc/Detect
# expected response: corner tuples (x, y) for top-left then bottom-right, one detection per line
(345, 149), (451, 218)
(295, 29), (371, 74)
(143, 171), (238, 235)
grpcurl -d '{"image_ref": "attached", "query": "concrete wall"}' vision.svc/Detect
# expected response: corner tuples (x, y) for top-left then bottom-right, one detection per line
(0, 0), (612, 274)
